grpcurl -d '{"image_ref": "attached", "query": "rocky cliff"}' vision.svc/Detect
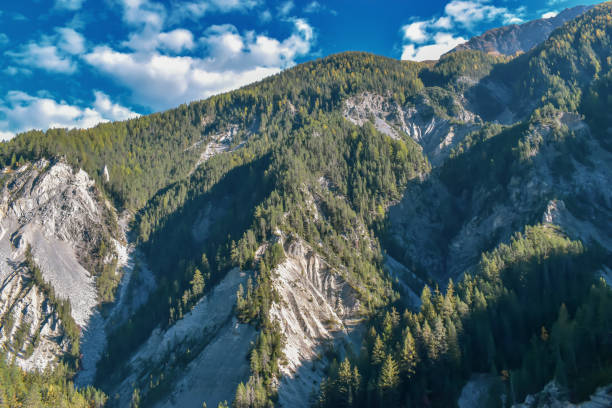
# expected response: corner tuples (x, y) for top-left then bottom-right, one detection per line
(0, 159), (122, 370)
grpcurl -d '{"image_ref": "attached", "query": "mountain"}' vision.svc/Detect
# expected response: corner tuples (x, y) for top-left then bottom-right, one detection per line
(0, 2), (611, 407)
(450, 5), (594, 56)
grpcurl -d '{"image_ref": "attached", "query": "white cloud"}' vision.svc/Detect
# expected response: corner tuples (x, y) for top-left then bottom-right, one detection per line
(84, 19), (314, 110)
(91, 90), (140, 121)
(433, 17), (453, 29)
(120, 0), (166, 29)
(55, 0), (85, 10)
(6, 43), (77, 73)
(5, 27), (86, 73)
(158, 29), (194, 52)
(403, 22), (429, 43)
(0, 33), (8, 46)
(541, 11), (559, 19)
(0, 91), (139, 139)
(445, 0), (504, 28)
(124, 27), (195, 52)
(402, 33), (467, 61)
(56, 28), (85, 54)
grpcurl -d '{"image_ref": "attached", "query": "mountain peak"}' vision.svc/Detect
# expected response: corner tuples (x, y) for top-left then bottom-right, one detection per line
(449, 5), (594, 56)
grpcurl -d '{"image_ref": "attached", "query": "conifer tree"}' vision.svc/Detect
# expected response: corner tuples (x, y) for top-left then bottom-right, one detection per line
(400, 330), (417, 379)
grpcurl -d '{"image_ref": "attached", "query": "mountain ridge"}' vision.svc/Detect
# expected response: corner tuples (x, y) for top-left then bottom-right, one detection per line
(449, 5), (594, 56)
(0, 2), (611, 407)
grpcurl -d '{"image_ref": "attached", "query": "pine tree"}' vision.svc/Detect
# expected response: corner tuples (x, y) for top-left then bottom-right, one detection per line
(131, 388), (141, 408)
(371, 335), (386, 366)
(250, 349), (261, 375)
(233, 382), (248, 408)
(400, 330), (417, 379)
(191, 268), (205, 297)
(421, 286), (436, 321)
(378, 354), (399, 406)
(337, 359), (355, 407)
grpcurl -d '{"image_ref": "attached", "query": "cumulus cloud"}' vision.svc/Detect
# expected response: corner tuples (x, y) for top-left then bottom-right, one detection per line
(444, 0), (522, 28)
(84, 19), (314, 110)
(56, 28), (86, 54)
(403, 22), (429, 43)
(541, 11), (559, 19)
(0, 91), (139, 139)
(401, 33), (467, 61)
(400, 0), (523, 61)
(124, 27), (195, 52)
(120, 0), (166, 29)
(91, 90), (140, 121)
(6, 43), (77, 73)
(5, 27), (86, 73)
(158, 29), (194, 52)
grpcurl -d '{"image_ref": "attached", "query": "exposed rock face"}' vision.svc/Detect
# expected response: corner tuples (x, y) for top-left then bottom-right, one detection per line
(513, 381), (612, 408)
(388, 112), (612, 283)
(189, 124), (246, 175)
(0, 159), (120, 370)
(111, 267), (255, 408)
(272, 237), (361, 407)
(458, 374), (499, 408)
(76, 229), (156, 387)
(343, 92), (481, 165)
(108, 232), (364, 407)
(0, 271), (68, 371)
(450, 6), (593, 56)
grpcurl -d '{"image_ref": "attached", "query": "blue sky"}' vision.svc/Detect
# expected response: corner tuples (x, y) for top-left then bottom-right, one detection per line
(0, 0), (602, 139)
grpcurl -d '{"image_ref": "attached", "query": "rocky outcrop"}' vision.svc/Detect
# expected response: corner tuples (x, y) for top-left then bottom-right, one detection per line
(513, 381), (612, 408)
(0, 159), (121, 370)
(0, 271), (68, 371)
(450, 6), (593, 56)
(343, 92), (481, 165)
(109, 267), (254, 408)
(389, 112), (612, 282)
(272, 237), (362, 408)
(189, 124), (246, 175)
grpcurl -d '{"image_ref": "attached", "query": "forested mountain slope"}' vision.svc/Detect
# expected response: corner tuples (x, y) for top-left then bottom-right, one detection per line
(0, 2), (610, 407)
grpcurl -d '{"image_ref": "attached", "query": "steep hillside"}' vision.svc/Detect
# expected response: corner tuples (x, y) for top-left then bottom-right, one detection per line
(451, 5), (593, 56)
(0, 2), (610, 407)
(0, 159), (123, 370)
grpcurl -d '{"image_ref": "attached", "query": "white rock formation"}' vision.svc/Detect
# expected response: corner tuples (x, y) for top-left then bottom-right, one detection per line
(112, 267), (254, 408)
(271, 237), (362, 407)
(0, 159), (120, 370)
(343, 92), (481, 165)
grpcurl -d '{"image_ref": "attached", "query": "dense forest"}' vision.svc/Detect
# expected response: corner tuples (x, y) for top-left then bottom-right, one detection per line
(316, 226), (611, 407)
(0, 357), (106, 407)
